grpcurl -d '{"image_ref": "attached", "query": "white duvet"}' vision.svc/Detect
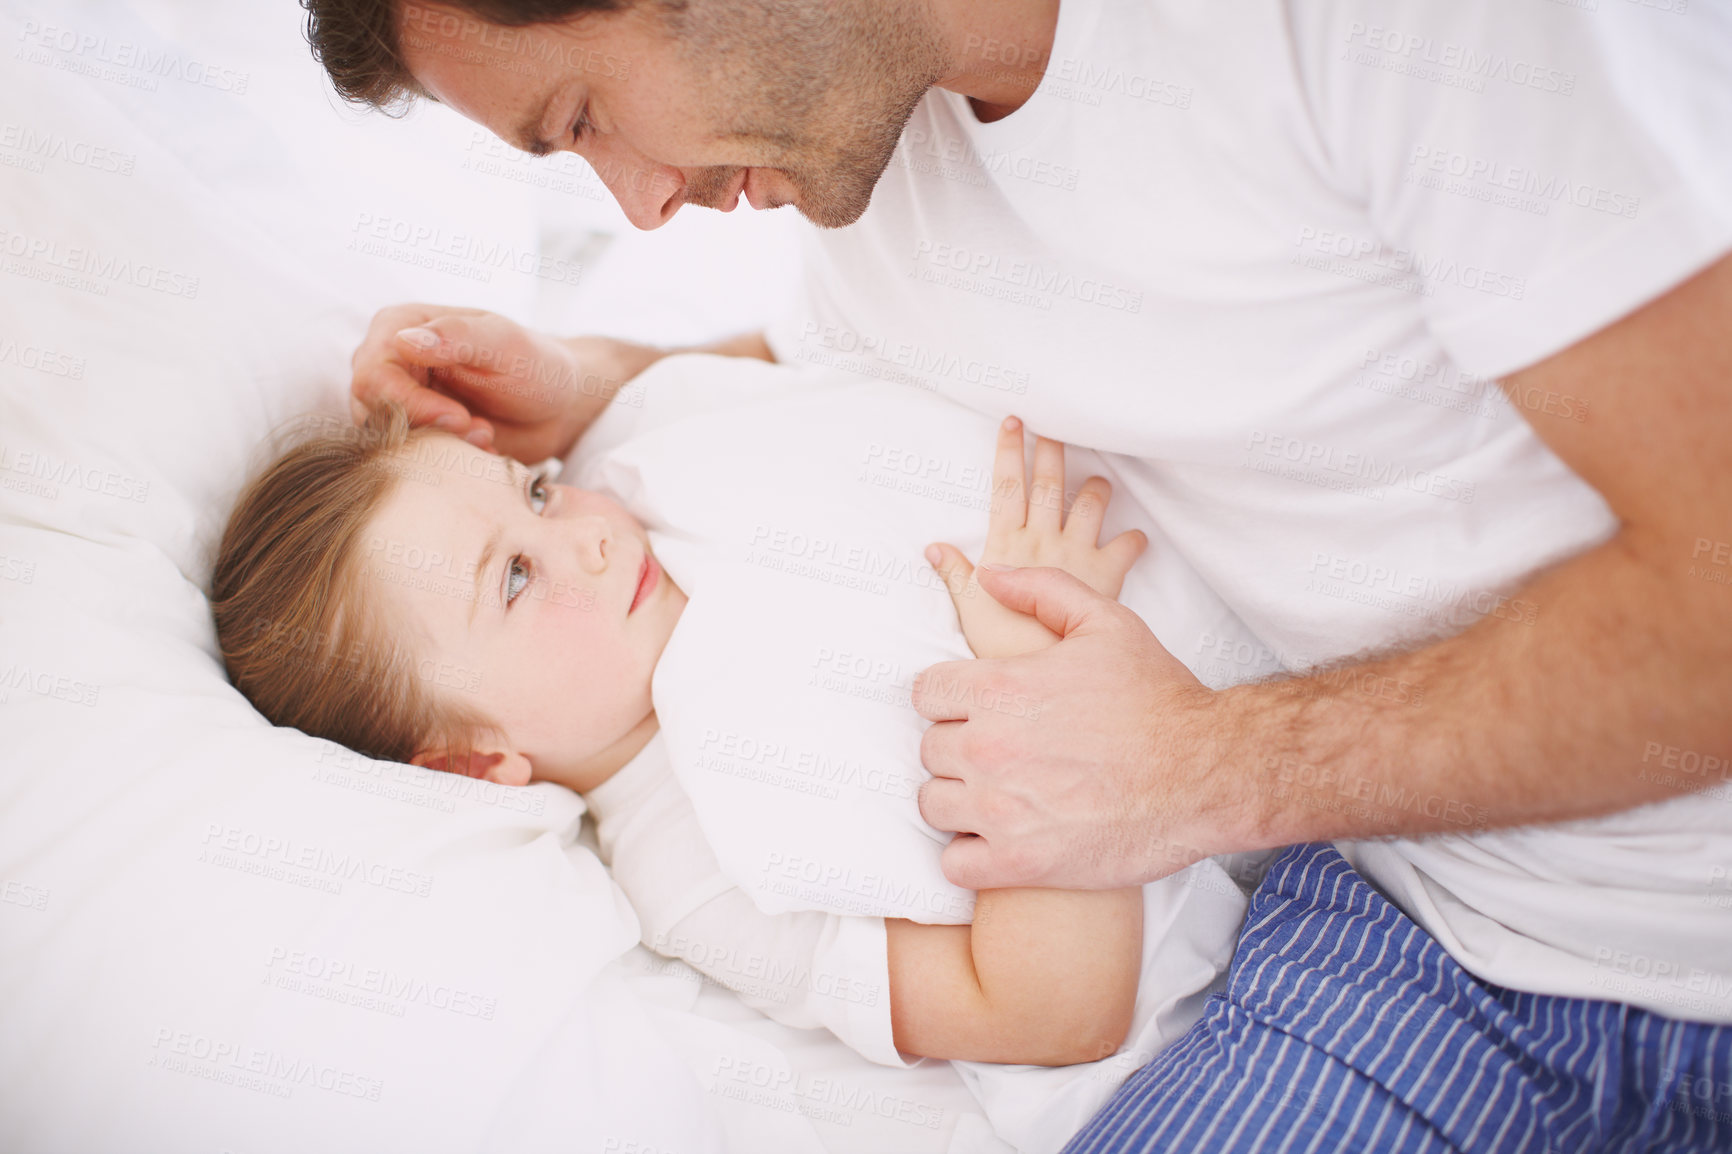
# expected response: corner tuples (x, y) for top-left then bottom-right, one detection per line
(569, 353), (1257, 1154)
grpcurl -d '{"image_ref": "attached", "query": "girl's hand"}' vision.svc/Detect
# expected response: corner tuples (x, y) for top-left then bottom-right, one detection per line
(926, 416), (1148, 660)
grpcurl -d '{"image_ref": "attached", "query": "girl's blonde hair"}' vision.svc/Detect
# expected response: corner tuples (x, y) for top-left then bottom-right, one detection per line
(210, 406), (493, 764)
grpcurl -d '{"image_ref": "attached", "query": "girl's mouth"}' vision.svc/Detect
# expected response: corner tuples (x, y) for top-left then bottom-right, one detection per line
(629, 553), (659, 615)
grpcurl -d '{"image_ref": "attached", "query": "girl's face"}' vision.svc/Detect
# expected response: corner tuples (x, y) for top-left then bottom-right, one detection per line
(358, 433), (684, 789)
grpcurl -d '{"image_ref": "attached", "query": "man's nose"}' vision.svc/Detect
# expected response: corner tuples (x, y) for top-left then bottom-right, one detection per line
(585, 135), (687, 229)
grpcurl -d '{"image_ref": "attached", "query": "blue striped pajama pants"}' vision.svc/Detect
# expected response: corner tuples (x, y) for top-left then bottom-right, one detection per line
(1064, 844), (1732, 1154)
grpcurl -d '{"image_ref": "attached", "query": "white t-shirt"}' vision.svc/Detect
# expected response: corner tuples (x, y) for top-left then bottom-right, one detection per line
(765, 0), (1732, 1020)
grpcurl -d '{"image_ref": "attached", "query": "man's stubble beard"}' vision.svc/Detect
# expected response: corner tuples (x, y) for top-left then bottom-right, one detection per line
(671, 0), (946, 229)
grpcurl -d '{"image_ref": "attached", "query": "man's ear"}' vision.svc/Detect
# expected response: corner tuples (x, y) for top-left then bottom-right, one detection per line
(411, 743), (534, 787)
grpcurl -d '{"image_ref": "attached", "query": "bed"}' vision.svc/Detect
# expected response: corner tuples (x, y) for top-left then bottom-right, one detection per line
(0, 1), (1013, 1149)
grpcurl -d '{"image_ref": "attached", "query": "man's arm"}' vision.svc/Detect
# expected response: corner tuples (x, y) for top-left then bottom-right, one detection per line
(915, 252), (1732, 890)
(1230, 251), (1732, 849)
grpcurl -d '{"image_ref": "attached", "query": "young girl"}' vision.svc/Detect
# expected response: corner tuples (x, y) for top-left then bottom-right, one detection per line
(212, 404), (1151, 1069)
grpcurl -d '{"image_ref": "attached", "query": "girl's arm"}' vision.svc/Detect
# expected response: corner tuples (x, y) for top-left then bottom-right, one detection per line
(887, 889), (1143, 1065)
(891, 415), (1152, 1064)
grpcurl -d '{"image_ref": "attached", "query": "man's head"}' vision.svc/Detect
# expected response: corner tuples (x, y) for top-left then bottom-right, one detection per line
(302, 0), (947, 229)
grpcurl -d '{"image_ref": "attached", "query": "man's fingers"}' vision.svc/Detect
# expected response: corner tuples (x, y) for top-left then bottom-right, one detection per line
(975, 564), (1110, 638)
(462, 416), (495, 450)
(916, 774), (974, 834)
(940, 833), (1024, 890)
(912, 664), (981, 722)
(393, 316), (493, 368)
(352, 359), (472, 431)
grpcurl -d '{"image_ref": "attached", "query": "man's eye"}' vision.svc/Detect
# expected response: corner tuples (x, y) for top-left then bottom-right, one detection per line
(506, 557), (531, 605)
(529, 472), (549, 514)
(571, 106), (592, 143)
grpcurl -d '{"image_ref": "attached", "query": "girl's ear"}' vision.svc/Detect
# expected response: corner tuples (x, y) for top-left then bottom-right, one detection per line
(411, 746), (535, 787)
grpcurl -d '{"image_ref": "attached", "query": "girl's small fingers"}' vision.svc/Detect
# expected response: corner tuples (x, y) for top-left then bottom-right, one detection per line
(1101, 529), (1149, 573)
(925, 543), (976, 598)
(1028, 435), (1065, 535)
(1065, 476), (1112, 542)
(988, 416), (1027, 544)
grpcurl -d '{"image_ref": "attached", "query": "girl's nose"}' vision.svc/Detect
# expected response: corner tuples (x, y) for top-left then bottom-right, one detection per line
(545, 484), (611, 572)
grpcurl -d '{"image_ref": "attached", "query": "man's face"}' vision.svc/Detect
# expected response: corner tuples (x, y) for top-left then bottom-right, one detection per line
(397, 0), (943, 230)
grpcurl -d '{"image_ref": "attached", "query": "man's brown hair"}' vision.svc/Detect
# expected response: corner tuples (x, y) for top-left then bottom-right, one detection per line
(301, 0), (627, 112)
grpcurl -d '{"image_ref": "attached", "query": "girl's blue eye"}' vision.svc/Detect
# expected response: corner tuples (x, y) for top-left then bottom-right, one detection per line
(506, 557), (530, 605)
(529, 472), (549, 514)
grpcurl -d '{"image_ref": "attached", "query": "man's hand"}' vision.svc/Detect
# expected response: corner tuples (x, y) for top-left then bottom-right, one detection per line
(348, 303), (653, 462)
(913, 564), (1223, 890)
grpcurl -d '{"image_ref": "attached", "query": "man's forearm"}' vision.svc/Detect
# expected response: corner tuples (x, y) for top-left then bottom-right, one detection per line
(556, 330), (774, 440)
(1215, 529), (1732, 851)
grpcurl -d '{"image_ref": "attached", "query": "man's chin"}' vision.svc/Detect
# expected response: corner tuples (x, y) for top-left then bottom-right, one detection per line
(785, 178), (877, 229)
